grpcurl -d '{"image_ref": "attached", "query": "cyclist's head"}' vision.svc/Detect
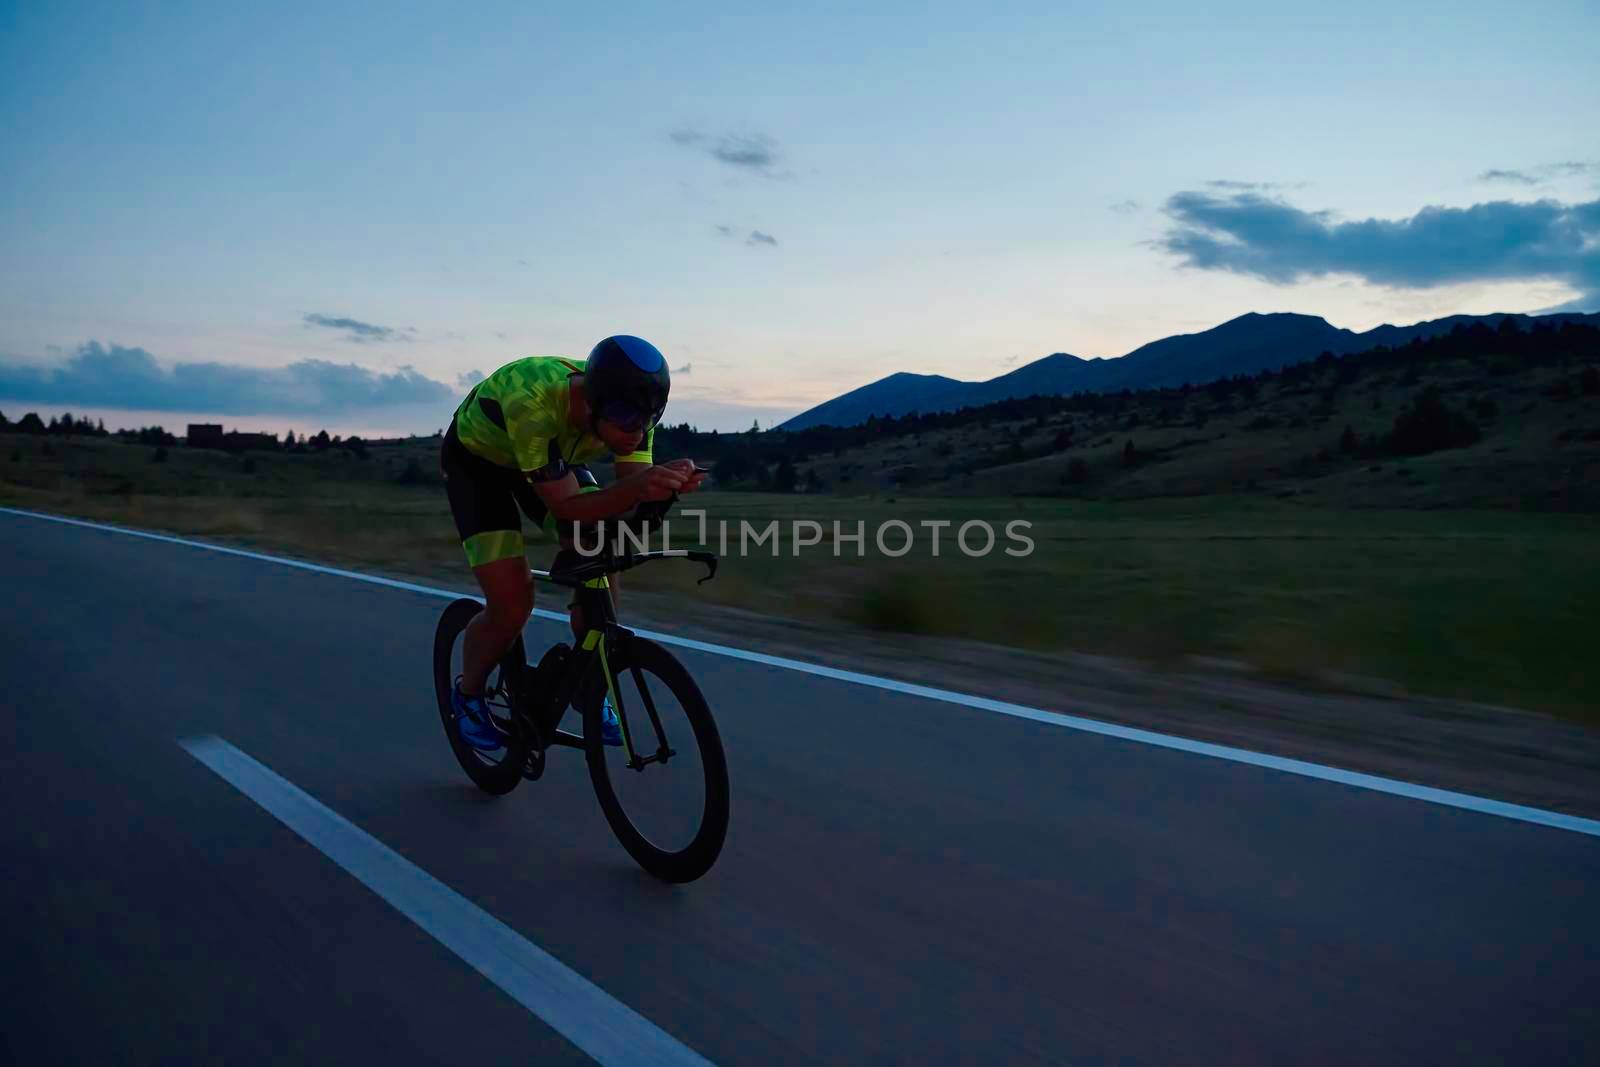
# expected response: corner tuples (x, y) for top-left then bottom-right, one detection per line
(583, 335), (669, 449)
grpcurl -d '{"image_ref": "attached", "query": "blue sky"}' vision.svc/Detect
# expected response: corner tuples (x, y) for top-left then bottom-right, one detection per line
(2, 0), (1596, 436)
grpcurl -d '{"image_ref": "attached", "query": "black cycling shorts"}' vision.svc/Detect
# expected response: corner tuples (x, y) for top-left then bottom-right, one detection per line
(440, 422), (595, 567)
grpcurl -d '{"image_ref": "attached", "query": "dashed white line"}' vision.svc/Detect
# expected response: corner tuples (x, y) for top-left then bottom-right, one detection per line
(179, 734), (715, 1067)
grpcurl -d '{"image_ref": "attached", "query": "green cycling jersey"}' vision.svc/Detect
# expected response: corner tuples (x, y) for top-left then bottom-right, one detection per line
(453, 356), (655, 481)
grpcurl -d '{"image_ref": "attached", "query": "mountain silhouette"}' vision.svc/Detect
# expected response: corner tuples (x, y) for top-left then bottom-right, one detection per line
(778, 311), (1599, 429)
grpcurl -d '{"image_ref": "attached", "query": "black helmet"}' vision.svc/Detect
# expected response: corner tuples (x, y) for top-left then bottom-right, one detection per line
(584, 335), (670, 432)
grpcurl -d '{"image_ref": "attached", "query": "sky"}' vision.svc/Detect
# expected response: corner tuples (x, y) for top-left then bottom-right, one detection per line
(2, 0), (1597, 437)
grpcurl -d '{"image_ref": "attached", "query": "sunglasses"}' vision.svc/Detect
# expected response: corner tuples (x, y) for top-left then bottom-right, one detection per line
(598, 402), (657, 434)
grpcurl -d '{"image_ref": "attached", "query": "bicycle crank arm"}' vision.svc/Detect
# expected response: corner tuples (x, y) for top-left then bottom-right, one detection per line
(626, 746), (677, 772)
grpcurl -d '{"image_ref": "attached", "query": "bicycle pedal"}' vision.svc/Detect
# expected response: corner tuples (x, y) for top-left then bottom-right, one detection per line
(521, 751), (546, 781)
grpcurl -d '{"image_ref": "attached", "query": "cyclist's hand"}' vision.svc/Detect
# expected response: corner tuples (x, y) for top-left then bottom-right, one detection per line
(639, 464), (687, 502)
(663, 458), (707, 494)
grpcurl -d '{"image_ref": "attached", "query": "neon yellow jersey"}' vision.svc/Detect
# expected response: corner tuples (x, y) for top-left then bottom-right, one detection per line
(452, 356), (654, 479)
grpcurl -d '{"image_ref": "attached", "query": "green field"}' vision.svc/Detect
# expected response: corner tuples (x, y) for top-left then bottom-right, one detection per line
(4, 430), (1596, 723)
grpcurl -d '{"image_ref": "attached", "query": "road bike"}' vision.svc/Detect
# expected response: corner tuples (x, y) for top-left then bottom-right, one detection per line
(432, 534), (729, 883)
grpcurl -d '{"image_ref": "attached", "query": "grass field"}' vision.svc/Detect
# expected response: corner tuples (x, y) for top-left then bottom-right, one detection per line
(792, 355), (1600, 510)
(4, 430), (1596, 723)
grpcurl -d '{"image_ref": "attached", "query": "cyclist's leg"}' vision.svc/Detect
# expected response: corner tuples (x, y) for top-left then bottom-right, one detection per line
(460, 559), (533, 695)
(545, 465), (617, 641)
(441, 427), (534, 695)
(544, 469), (623, 744)
(552, 547), (621, 642)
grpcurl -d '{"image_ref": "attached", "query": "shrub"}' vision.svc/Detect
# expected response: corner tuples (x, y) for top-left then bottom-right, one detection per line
(774, 455), (798, 492)
(1383, 387), (1482, 457)
(396, 458), (425, 484)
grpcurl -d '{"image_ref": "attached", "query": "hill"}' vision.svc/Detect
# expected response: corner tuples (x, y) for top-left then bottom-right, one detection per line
(666, 318), (1600, 511)
(779, 311), (1600, 429)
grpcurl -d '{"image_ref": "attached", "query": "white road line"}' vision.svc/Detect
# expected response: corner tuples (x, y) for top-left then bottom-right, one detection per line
(8, 505), (1600, 840)
(178, 735), (715, 1067)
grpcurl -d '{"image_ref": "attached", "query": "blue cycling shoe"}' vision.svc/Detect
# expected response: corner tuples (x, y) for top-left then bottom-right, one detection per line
(600, 697), (623, 747)
(452, 680), (504, 752)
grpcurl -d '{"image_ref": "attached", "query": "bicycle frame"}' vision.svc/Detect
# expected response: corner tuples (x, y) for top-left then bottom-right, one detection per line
(435, 536), (729, 881)
(515, 548), (712, 770)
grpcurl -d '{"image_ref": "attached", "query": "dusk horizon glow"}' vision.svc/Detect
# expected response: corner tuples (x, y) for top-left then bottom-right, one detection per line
(4, 1), (1596, 436)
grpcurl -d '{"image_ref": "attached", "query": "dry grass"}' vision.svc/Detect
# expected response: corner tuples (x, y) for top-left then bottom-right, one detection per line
(5, 431), (1598, 722)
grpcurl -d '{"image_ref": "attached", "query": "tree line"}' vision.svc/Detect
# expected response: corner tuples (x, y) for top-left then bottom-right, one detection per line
(0, 411), (387, 455)
(645, 318), (1599, 490)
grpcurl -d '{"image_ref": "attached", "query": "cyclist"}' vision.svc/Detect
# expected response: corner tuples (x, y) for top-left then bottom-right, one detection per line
(440, 335), (704, 752)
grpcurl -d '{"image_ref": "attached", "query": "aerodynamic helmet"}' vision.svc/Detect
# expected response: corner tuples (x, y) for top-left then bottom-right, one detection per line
(583, 335), (669, 433)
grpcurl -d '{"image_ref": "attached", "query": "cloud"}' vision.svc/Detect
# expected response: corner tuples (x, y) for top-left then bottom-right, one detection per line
(1203, 179), (1304, 193)
(1109, 200), (1141, 215)
(672, 129), (781, 175)
(303, 313), (408, 343)
(1475, 161), (1598, 186)
(716, 224), (777, 246)
(457, 369), (485, 387)
(1478, 169), (1538, 185)
(0, 342), (454, 414)
(1158, 190), (1600, 311)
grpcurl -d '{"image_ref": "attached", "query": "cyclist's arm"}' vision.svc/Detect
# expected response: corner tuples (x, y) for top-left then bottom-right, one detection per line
(616, 428), (705, 493)
(530, 465), (683, 522)
(612, 423), (654, 478)
(508, 407), (684, 519)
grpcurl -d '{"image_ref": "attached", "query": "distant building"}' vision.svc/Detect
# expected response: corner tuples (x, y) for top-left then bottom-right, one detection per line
(224, 431), (279, 451)
(187, 423), (225, 448)
(186, 424), (278, 451)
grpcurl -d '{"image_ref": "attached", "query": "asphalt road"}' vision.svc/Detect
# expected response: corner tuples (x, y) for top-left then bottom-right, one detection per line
(2, 511), (1596, 1065)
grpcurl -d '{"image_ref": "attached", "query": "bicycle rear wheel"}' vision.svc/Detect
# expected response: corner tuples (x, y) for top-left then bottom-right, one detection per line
(433, 597), (530, 796)
(583, 636), (729, 883)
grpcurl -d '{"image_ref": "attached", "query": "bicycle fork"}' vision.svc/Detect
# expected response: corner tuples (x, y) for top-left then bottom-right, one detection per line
(584, 625), (676, 772)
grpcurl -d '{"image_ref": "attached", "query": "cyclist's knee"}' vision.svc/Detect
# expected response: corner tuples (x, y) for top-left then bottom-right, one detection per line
(487, 582), (533, 631)
(474, 559), (533, 632)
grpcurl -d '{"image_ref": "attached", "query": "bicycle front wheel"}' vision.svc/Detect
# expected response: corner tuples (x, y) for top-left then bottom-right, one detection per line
(583, 636), (729, 883)
(433, 597), (530, 796)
